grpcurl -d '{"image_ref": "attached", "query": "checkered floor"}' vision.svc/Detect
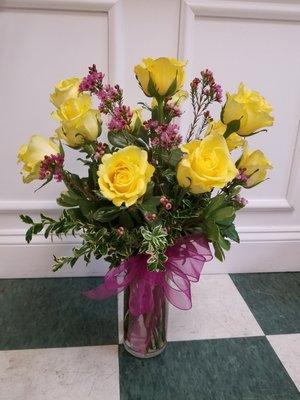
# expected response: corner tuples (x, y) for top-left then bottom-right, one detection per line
(0, 273), (299, 399)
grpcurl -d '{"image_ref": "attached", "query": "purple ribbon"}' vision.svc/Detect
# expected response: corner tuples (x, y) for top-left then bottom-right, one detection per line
(83, 234), (212, 314)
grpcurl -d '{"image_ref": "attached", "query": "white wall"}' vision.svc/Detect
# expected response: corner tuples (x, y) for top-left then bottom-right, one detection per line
(0, 0), (300, 278)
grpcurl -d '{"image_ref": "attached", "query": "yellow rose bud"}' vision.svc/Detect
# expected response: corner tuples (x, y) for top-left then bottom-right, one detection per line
(134, 57), (187, 98)
(130, 109), (143, 131)
(222, 83), (274, 136)
(17, 135), (60, 183)
(53, 94), (100, 147)
(205, 120), (244, 151)
(238, 143), (272, 187)
(50, 77), (80, 108)
(98, 146), (155, 207)
(177, 134), (238, 193)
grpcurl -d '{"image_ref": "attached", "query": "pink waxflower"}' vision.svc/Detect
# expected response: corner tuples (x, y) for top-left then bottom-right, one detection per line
(79, 64), (104, 93)
(39, 154), (64, 182)
(151, 123), (182, 149)
(233, 195), (248, 206)
(144, 119), (159, 131)
(107, 105), (133, 132)
(94, 142), (107, 161)
(191, 78), (200, 89)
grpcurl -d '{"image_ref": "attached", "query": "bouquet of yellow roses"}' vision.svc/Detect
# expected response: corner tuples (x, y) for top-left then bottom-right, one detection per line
(18, 57), (273, 358)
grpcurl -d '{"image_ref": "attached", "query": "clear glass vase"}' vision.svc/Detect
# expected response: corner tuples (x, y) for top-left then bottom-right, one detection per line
(123, 283), (168, 358)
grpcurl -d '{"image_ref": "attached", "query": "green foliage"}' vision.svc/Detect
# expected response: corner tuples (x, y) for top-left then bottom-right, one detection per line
(223, 119), (241, 138)
(140, 225), (170, 271)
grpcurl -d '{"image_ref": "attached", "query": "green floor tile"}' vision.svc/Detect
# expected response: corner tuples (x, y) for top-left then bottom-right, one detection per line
(119, 337), (300, 400)
(230, 273), (300, 335)
(0, 277), (118, 350)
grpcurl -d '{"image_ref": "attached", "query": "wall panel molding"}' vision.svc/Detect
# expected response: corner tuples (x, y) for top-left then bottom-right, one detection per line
(178, 0), (300, 214)
(0, 0), (124, 215)
(1, 224), (300, 277)
(0, 0), (119, 12)
(183, 0), (300, 22)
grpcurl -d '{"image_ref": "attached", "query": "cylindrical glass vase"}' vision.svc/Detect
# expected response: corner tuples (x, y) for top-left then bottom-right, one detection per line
(123, 283), (168, 358)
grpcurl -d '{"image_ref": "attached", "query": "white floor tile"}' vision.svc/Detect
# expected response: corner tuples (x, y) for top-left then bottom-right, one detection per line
(168, 274), (264, 341)
(0, 345), (119, 400)
(267, 334), (300, 391)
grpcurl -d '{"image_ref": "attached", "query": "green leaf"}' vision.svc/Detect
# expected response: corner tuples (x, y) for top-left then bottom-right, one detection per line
(107, 131), (128, 148)
(223, 224), (240, 243)
(33, 223), (43, 234)
(213, 242), (225, 262)
(211, 206), (235, 222)
(223, 119), (241, 139)
(206, 221), (220, 242)
(206, 194), (226, 216)
(57, 190), (81, 207)
(25, 227), (34, 243)
(165, 76), (178, 98)
(140, 196), (161, 213)
(93, 206), (121, 222)
(217, 216), (235, 227)
(219, 236), (231, 251)
(20, 215), (33, 224)
(78, 199), (99, 219)
(161, 148), (183, 167)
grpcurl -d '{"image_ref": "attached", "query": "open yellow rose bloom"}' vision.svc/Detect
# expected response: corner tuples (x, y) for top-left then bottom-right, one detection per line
(222, 83), (274, 136)
(177, 134), (238, 194)
(98, 146), (155, 207)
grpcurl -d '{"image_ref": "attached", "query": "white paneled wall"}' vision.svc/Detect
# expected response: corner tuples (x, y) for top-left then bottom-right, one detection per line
(0, 0), (300, 277)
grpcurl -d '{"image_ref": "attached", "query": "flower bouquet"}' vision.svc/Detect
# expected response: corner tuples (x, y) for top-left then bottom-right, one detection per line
(18, 57), (273, 358)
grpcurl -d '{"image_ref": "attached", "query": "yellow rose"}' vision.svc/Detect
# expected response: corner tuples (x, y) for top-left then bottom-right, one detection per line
(98, 146), (155, 207)
(177, 134), (238, 193)
(222, 83), (274, 136)
(205, 120), (244, 151)
(50, 77), (80, 108)
(17, 135), (60, 183)
(130, 109), (143, 131)
(237, 143), (272, 187)
(53, 94), (100, 147)
(134, 57), (187, 98)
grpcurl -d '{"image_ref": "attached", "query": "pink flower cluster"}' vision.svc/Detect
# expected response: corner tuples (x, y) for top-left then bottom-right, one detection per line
(201, 69), (222, 103)
(79, 64), (104, 93)
(108, 106), (133, 132)
(233, 195), (248, 206)
(39, 154), (64, 182)
(166, 102), (182, 117)
(191, 69), (222, 103)
(146, 121), (182, 149)
(94, 142), (107, 161)
(98, 84), (123, 114)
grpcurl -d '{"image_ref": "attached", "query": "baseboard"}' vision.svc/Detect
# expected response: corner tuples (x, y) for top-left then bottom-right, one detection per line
(1, 227), (300, 278)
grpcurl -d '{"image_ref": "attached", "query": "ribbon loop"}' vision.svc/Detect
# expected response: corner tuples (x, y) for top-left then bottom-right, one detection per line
(83, 234), (212, 315)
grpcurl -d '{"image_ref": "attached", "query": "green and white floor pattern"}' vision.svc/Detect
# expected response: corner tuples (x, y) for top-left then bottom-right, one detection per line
(0, 273), (299, 399)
